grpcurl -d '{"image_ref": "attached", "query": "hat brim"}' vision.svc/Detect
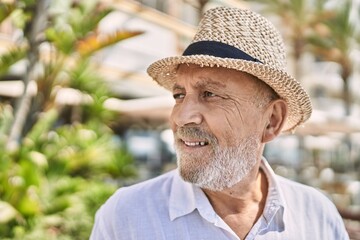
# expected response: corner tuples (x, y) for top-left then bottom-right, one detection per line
(147, 55), (312, 133)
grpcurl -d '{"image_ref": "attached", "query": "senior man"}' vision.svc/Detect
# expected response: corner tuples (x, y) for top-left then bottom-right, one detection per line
(90, 7), (349, 240)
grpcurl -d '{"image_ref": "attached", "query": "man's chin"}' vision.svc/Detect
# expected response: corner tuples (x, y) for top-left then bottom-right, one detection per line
(177, 167), (227, 191)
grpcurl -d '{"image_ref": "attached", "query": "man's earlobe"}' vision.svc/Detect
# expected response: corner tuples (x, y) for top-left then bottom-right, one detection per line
(262, 100), (288, 143)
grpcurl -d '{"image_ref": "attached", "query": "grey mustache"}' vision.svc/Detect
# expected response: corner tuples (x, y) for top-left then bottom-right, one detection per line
(175, 127), (217, 144)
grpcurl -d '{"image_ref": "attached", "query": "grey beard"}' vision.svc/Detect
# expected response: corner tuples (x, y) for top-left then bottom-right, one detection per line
(175, 127), (260, 191)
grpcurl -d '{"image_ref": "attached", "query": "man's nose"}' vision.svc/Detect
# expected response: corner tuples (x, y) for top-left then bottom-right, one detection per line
(171, 97), (203, 127)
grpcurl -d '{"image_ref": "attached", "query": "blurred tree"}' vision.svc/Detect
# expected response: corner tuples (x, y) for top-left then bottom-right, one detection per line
(4, 0), (143, 149)
(308, 0), (360, 116)
(249, 0), (360, 115)
(246, 0), (329, 79)
(307, 0), (360, 183)
(0, 0), (141, 238)
(5, 0), (48, 150)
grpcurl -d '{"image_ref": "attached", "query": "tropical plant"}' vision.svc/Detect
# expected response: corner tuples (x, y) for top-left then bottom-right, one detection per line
(308, 0), (360, 116)
(0, 109), (136, 239)
(0, 0), (141, 238)
(247, 0), (330, 79)
(249, 0), (360, 115)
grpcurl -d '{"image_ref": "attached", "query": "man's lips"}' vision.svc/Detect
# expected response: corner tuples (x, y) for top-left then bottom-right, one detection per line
(182, 140), (209, 146)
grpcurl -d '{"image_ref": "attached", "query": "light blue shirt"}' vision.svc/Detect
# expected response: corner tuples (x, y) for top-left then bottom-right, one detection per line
(90, 158), (349, 240)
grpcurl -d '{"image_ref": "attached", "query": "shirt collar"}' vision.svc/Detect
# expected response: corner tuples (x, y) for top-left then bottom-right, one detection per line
(169, 170), (197, 221)
(260, 157), (286, 227)
(169, 157), (286, 228)
(169, 170), (216, 222)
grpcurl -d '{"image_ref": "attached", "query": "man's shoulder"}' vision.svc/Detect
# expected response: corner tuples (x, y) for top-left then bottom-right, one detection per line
(274, 174), (348, 238)
(275, 174), (338, 211)
(91, 170), (181, 238)
(121, 169), (177, 194)
(276, 175), (325, 195)
(100, 169), (177, 213)
(276, 175), (327, 198)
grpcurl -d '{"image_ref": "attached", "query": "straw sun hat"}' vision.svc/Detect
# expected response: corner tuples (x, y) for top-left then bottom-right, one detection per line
(147, 7), (312, 132)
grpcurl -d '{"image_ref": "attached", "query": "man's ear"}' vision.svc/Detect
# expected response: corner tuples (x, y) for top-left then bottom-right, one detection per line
(262, 99), (288, 143)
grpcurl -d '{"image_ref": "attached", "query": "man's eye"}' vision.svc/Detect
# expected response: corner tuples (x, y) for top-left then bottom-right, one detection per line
(203, 91), (216, 97)
(173, 93), (185, 99)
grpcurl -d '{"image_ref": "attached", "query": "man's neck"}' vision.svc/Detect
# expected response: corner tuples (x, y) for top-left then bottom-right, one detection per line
(202, 163), (268, 239)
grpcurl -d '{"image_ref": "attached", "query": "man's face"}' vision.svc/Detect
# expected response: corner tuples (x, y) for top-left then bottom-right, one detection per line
(170, 64), (267, 191)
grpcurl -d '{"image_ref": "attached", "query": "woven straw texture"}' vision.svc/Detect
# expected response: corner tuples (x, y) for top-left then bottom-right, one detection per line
(147, 7), (312, 132)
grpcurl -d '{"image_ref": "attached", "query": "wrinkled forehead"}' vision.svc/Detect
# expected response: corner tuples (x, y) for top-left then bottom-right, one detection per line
(174, 63), (260, 89)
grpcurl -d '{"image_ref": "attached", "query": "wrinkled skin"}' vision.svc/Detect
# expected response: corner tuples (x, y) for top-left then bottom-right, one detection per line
(170, 64), (272, 191)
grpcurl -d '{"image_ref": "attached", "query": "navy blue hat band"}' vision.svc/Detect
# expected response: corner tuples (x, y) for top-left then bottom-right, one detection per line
(182, 41), (263, 63)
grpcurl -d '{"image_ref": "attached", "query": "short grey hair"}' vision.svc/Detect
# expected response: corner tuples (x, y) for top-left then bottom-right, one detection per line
(248, 73), (280, 108)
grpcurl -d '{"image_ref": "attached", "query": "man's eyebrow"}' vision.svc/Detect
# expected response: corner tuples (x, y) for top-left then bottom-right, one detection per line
(195, 77), (226, 89)
(172, 83), (184, 92)
(172, 77), (226, 91)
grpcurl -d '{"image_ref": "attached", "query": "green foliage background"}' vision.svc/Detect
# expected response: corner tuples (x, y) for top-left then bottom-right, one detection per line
(0, 0), (139, 238)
